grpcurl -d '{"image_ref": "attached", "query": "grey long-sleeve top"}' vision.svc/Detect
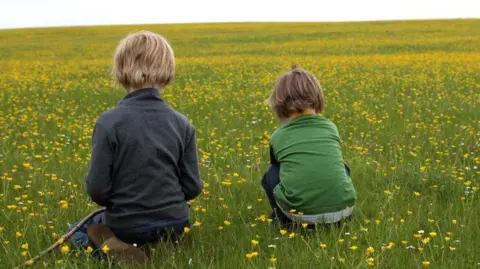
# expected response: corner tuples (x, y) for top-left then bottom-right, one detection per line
(85, 88), (203, 230)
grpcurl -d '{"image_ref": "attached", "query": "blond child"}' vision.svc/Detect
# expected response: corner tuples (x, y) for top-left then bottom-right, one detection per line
(69, 31), (202, 260)
(261, 66), (356, 227)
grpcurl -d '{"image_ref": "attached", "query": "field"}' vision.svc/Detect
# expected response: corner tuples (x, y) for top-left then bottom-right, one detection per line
(0, 19), (479, 268)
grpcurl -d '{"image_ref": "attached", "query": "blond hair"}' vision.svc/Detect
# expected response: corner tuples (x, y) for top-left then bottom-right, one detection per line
(267, 66), (324, 120)
(113, 30), (175, 90)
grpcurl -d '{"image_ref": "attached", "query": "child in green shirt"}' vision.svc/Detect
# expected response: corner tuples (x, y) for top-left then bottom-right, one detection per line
(261, 66), (357, 227)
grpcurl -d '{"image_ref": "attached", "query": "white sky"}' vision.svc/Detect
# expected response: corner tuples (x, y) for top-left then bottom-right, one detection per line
(1, 0), (479, 29)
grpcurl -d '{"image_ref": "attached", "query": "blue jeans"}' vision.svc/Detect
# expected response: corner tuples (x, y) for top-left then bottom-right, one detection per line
(69, 213), (189, 248)
(261, 163), (352, 227)
(70, 212), (105, 248)
(260, 164), (290, 225)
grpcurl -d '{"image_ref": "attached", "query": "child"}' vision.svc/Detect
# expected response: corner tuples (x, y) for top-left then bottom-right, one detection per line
(261, 66), (356, 227)
(69, 31), (203, 260)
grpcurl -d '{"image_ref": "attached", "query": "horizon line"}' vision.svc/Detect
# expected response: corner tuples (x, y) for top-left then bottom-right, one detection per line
(1, 17), (478, 31)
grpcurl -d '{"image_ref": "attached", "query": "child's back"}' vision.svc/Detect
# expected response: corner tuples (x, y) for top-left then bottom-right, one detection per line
(270, 114), (356, 217)
(87, 87), (202, 231)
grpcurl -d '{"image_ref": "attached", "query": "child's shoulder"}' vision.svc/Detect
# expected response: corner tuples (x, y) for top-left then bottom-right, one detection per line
(168, 108), (195, 132)
(313, 115), (338, 130)
(323, 116), (339, 128)
(170, 108), (191, 124)
(95, 107), (122, 128)
(94, 105), (137, 131)
(160, 107), (196, 137)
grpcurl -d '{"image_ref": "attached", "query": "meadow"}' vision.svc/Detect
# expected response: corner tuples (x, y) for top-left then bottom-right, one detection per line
(0, 19), (479, 268)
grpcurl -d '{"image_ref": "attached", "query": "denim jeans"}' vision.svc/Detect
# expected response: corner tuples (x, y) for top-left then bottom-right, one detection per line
(261, 163), (352, 227)
(70, 212), (106, 248)
(111, 218), (190, 247)
(260, 164), (291, 225)
(69, 213), (189, 248)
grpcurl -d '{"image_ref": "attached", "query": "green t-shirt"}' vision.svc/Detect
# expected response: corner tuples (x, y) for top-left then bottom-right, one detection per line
(270, 114), (357, 215)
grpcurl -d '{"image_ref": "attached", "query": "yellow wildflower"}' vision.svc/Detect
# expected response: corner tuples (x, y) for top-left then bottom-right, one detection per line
(367, 257), (375, 266)
(85, 246), (93, 254)
(60, 245), (70, 254)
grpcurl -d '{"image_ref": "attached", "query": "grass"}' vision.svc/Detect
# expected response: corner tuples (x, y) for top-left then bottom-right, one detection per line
(0, 19), (479, 268)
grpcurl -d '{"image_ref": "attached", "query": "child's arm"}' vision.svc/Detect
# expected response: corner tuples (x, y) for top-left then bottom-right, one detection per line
(179, 130), (203, 201)
(269, 144), (279, 165)
(85, 122), (114, 206)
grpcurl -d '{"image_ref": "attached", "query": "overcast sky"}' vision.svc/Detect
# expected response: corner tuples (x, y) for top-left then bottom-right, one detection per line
(1, 0), (479, 29)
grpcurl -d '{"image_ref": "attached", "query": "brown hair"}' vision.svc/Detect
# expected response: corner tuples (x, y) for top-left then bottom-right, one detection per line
(113, 30), (175, 90)
(266, 65), (324, 120)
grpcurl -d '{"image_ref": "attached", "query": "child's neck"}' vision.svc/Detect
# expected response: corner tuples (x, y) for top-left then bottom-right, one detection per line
(128, 85), (159, 94)
(282, 109), (316, 123)
(289, 109), (316, 120)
